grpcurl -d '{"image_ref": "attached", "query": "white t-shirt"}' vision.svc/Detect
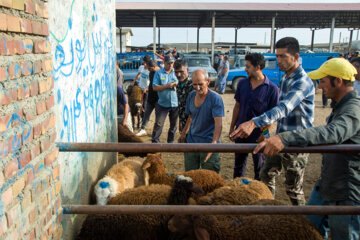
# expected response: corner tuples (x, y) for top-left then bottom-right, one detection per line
(138, 65), (150, 90)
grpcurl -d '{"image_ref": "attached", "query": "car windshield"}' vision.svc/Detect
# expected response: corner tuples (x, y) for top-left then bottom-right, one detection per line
(187, 59), (210, 67)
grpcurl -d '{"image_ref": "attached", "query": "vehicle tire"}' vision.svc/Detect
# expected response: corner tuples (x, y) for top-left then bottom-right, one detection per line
(232, 77), (244, 93)
(123, 81), (132, 93)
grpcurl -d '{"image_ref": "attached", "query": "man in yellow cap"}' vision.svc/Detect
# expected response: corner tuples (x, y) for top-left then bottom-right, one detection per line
(253, 57), (359, 240)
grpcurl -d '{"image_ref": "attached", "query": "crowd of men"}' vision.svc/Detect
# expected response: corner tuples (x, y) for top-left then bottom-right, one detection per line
(117, 37), (360, 240)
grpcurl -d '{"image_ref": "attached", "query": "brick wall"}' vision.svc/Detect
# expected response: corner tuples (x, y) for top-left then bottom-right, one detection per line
(0, 0), (62, 239)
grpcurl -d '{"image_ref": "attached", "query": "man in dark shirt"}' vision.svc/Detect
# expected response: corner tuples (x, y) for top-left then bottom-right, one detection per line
(254, 58), (359, 240)
(229, 53), (279, 180)
(174, 59), (193, 131)
(136, 60), (160, 136)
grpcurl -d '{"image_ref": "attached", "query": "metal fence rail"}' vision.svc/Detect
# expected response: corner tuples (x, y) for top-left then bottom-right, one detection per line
(62, 205), (360, 215)
(57, 142), (360, 154)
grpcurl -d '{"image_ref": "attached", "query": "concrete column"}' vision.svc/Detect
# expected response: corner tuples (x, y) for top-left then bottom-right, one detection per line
(211, 13), (215, 66)
(153, 12), (156, 53)
(234, 28), (238, 55)
(158, 27), (160, 52)
(197, 27), (200, 52)
(348, 29), (354, 55)
(329, 17), (335, 52)
(310, 29), (315, 51)
(120, 27), (122, 53)
(270, 16), (276, 53)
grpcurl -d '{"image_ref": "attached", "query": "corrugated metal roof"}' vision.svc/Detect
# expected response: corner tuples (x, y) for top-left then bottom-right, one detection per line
(116, 2), (360, 11)
(115, 2), (360, 28)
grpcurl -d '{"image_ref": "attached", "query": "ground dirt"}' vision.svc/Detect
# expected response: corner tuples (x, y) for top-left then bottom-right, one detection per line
(131, 88), (331, 205)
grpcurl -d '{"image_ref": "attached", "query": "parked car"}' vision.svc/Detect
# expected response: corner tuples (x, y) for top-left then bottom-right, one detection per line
(116, 52), (156, 92)
(182, 56), (217, 86)
(227, 53), (339, 92)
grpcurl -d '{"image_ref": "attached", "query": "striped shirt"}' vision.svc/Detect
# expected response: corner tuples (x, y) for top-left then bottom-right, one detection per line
(252, 66), (315, 133)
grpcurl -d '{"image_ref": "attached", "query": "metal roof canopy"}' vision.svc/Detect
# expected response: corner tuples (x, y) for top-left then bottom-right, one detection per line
(115, 2), (360, 28)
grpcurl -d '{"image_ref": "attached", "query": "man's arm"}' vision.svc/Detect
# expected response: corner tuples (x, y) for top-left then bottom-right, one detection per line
(231, 77), (313, 139)
(229, 102), (240, 141)
(254, 105), (360, 156)
(122, 103), (129, 127)
(212, 117), (222, 144)
(204, 116), (222, 162)
(178, 115), (192, 143)
(153, 82), (176, 92)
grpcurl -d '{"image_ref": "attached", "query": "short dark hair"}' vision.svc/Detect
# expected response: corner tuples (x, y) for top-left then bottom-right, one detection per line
(147, 60), (157, 68)
(275, 37), (299, 55)
(174, 59), (188, 69)
(245, 53), (265, 70)
(350, 57), (360, 68)
(143, 55), (152, 64)
(328, 76), (353, 87)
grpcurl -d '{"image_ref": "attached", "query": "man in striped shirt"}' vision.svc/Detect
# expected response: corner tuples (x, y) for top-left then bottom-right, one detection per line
(230, 37), (315, 205)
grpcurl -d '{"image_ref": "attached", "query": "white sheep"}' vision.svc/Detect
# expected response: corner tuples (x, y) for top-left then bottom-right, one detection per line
(94, 156), (149, 205)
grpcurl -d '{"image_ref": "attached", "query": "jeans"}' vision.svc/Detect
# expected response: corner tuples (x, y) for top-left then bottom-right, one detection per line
(306, 182), (360, 240)
(151, 104), (178, 143)
(218, 74), (227, 94)
(140, 101), (156, 130)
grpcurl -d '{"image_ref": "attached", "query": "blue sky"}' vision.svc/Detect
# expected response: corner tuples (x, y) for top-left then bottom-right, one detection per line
(116, 0), (360, 46)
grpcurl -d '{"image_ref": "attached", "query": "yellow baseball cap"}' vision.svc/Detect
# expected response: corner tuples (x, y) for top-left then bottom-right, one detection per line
(307, 58), (358, 81)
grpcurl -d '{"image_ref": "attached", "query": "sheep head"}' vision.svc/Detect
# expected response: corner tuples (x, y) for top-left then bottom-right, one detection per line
(142, 153), (164, 171)
(167, 175), (204, 205)
(94, 176), (119, 205)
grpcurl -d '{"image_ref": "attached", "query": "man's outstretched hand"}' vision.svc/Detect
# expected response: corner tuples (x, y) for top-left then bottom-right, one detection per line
(253, 135), (285, 156)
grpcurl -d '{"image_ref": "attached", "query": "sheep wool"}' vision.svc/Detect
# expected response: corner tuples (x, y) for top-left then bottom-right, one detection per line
(142, 153), (226, 194)
(94, 157), (149, 205)
(197, 177), (273, 206)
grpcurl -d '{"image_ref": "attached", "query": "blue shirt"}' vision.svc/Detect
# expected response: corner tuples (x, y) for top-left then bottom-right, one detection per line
(354, 80), (360, 96)
(234, 75), (279, 140)
(153, 68), (178, 108)
(185, 90), (224, 143)
(253, 66), (315, 133)
(117, 85), (128, 115)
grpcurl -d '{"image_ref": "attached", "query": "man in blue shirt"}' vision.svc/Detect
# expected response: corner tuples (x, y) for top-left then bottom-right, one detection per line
(230, 37), (315, 205)
(152, 55), (179, 143)
(179, 69), (224, 173)
(229, 53), (279, 180)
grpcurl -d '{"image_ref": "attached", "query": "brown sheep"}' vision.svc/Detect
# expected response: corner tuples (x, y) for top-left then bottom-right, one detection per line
(168, 213), (323, 240)
(197, 177), (273, 206)
(127, 85), (143, 129)
(142, 153), (226, 194)
(117, 123), (147, 157)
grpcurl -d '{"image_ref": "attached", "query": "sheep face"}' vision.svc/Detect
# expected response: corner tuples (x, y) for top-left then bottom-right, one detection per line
(94, 176), (119, 205)
(142, 153), (163, 171)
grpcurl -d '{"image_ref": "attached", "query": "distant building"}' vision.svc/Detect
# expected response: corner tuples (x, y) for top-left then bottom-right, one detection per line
(116, 28), (133, 53)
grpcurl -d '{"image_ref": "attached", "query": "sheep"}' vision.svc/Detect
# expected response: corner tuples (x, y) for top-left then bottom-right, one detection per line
(117, 123), (147, 157)
(127, 85), (143, 129)
(168, 180), (322, 240)
(168, 213), (323, 240)
(94, 157), (149, 205)
(78, 175), (204, 240)
(142, 153), (226, 194)
(197, 177), (273, 206)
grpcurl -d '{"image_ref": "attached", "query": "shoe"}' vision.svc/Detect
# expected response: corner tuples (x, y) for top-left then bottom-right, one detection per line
(136, 129), (147, 137)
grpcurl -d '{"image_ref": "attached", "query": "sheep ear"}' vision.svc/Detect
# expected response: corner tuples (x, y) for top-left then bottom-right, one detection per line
(194, 227), (210, 240)
(142, 162), (151, 170)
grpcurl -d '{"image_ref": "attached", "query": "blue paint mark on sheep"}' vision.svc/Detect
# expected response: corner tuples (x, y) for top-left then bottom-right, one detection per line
(99, 182), (110, 189)
(62, 206), (72, 214)
(240, 179), (251, 185)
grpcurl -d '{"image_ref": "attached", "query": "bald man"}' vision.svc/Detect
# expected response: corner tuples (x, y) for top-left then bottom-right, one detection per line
(179, 69), (224, 173)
